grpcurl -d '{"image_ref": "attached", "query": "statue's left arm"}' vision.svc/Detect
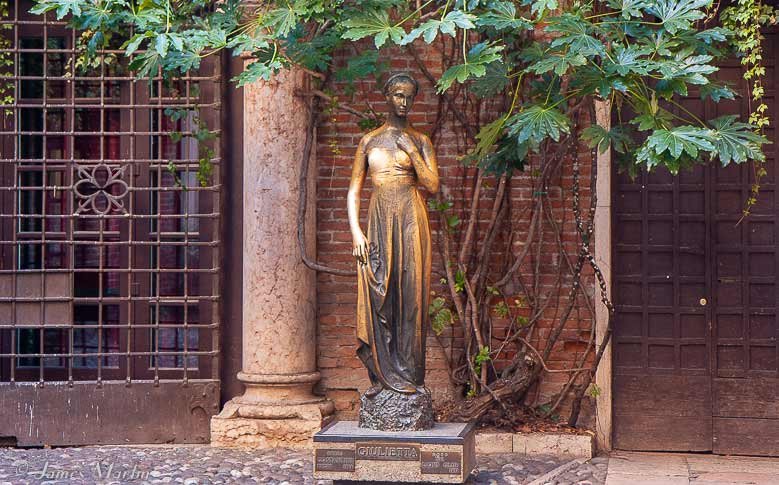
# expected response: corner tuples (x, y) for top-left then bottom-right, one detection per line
(398, 133), (439, 194)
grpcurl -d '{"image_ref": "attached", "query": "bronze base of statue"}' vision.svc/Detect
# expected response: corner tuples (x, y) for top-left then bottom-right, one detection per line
(358, 387), (434, 431)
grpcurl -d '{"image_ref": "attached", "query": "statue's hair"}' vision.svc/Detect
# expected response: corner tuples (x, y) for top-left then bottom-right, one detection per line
(382, 72), (419, 96)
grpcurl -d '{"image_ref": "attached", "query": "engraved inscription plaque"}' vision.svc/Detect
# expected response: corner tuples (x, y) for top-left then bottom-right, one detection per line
(420, 451), (462, 475)
(315, 449), (356, 472)
(355, 443), (420, 461)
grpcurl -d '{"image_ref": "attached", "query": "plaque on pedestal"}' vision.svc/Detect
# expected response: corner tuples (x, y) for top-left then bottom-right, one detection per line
(313, 421), (476, 484)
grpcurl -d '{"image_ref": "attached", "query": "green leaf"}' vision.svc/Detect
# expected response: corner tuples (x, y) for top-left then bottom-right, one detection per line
(605, 45), (652, 76)
(507, 104), (570, 145)
(473, 346), (490, 374)
(606, 0), (649, 18)
(226, 33), (271, 57)
(429, 296), (453, 335)
(437, 42), (504, 93)
(400, 10), (475, 45)
(479, 135), (530, 174)
(582, 125), (635, 154)
(476, 1), (533, 31)
(657, 54), (717, 85)
(630, 108), (674, 131)
(342, 10), (405, 48)
(263, 6), (298, 37)
(124, 32), (153, 56)
(335, 49), (382, 82)
(646, 0), (712, 34)
(700, 82), (736, 102)
(154, 33), (170, 58)
(454, 269), (466, 293)
(708, 115), (768, 165)
(428, 199), (454, 212)
(523, 0), (558, 17)
(529, 51), (587, 76)
(637, 125), (714, 169)
(546, 13), (605, 57)
(493, 301), (509, 318)
(695, 27), (732, 44)
(233, 59), (285, 86)
(470, 61), (508, 98)
(471, 117), (506, 160)
(30, 0), (83, 19)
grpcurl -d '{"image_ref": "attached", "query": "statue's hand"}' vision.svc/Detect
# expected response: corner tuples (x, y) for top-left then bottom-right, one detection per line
(396, 132), (419, 156)
(352, 231), (369, 265)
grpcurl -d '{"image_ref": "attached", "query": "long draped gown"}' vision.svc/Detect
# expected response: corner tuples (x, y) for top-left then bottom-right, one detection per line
(356, 142), (432, 393)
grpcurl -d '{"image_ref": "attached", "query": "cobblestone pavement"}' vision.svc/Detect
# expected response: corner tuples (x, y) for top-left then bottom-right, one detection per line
(0, 445), (607, 484)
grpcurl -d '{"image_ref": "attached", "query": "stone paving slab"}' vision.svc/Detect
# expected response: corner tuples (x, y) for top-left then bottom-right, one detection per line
(606, 452), (779, 485)
(0, 445), (607, 485)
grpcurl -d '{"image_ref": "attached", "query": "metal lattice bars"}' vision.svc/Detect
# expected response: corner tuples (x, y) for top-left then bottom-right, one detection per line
(0, 1), (222, 384)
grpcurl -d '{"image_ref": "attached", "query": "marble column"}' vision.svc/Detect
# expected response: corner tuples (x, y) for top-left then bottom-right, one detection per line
(210, 66), (334, 448)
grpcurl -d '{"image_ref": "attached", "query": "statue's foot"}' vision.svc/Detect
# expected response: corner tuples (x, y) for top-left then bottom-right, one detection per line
(364, 384), (383, 398)
(392, 382), (418, 394)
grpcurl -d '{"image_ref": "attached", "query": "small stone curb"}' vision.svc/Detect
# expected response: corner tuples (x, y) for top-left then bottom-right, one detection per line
(475, 431), (594, 459)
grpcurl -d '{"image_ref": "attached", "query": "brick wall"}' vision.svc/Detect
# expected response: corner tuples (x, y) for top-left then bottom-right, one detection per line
(315, 44), (597, 423)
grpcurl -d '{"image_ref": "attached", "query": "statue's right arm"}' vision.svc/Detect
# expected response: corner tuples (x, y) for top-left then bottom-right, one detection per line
(348, 136), (369, 265)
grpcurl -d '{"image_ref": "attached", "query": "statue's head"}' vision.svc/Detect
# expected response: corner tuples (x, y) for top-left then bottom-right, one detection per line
(383, 72), (418, 118)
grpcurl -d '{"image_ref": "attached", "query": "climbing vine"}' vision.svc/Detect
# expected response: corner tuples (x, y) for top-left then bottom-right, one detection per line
(22, 0), (777, 426)
(722, 0), (776, 219)
(0, 0), (13, 116)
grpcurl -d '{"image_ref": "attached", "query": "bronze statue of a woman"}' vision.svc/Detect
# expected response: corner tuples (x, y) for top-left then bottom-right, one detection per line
(347, 73), (439, 430)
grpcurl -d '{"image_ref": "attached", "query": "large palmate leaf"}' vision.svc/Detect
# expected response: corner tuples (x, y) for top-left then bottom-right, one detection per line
(700, 82), (736, 102)
(605, 0), (650, 18)
(470, 61), (509, 98)
(30, 0), (85, 19)
(604, 45), (653, 76)
(636, 125), (714, 170)
(582, 125), (635, 155)
(472, 117), (507, 159)
(437, 43), (504, 93)
(654, 53), (718, 98)
(507, 104), (570, 145)
(400, 10), (475, 45)
(335, 49), (382, 82)
(646, 0), (712, 34)
(233, 58), (285, 86)
(528, 51), (587, 76)
(476, 2), (533, 31)
(262, 6), (299, 37)
(546, 13), (605, 57)
(342, 10), (405, 48)
(522, 0), (559, 17)
(656, 54), (718, 84)
(708, 115), (768, 165)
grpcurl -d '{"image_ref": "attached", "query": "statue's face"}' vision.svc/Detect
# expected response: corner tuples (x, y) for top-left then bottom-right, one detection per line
(386, 81), (415, 118)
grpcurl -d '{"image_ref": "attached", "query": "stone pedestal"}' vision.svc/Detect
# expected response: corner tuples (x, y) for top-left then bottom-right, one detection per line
(313, 421), (476, 484)
(359, 388), (434, 431)
(210, 67), (333, 448)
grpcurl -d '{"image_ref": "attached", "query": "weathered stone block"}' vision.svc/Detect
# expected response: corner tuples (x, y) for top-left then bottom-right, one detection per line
(475, 432), (513, 454)
(513, 432), (594, 458)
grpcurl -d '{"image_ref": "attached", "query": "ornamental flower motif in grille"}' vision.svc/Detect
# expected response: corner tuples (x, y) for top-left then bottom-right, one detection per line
(72, 164), (129, 215)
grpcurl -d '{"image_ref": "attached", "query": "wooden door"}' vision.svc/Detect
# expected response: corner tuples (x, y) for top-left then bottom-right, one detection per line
(612, 34), (778, 455)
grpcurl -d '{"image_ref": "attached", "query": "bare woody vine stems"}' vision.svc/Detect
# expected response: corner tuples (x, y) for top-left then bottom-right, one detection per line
(23, 0), (775, 423)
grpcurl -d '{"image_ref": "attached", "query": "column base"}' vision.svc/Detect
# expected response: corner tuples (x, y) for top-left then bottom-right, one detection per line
(210, 372), (335, 448)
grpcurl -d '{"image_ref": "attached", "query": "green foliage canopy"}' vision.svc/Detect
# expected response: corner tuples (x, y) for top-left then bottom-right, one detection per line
(28, 0), (772, 174)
